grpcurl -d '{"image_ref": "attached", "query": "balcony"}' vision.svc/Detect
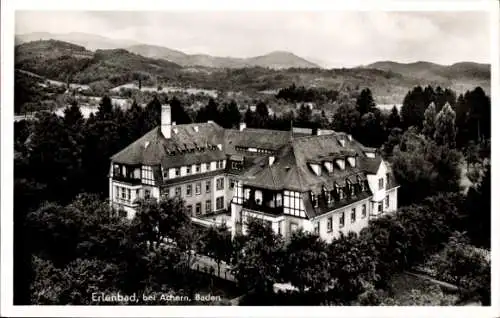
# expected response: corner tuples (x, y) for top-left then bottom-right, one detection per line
(242, 199), (283, 216)
(112, 175), (142, 185)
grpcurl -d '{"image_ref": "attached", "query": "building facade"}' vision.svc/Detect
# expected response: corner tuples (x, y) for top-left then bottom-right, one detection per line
(109, 104), (399, 241)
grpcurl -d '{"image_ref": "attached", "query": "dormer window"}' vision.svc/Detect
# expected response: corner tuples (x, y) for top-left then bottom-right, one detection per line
(347, 156), (356, 167)
(338, 138), (346, 147)
(310, 163), (321, 176)
(336, 159), (345, 170)
(311, 192), (318, 208)
(324, 162), (333, 173)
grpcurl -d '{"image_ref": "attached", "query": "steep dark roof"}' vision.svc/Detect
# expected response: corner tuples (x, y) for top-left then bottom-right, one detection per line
(223, 128), (292, 155)
(111, 123), (225, 168)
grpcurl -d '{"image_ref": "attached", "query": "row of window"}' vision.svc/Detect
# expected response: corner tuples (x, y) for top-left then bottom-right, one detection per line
(114, 186), (153, 203)
(186, 196), (225, 216)
(163, 177), (235, 199)
(164, 161), (225, 179)
(235, 146), (274, 154)
(313, 195), (391, 234)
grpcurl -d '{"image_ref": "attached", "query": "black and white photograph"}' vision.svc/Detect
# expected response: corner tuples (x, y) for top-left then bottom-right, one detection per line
(1, 0), (498, 316)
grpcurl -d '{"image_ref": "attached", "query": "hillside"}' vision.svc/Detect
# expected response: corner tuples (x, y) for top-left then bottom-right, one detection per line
(15, 40), (183, 89)
(14, 40), (490, 104)
(365, 61), (490, 81)
(15, 32), (140, 50)
(126, 45), (320, 69)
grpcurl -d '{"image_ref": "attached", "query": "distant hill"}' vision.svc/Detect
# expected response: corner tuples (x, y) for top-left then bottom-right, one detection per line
(365, 61), (490, 81)
(14, 40), (490, 104)
(126, 45), (320, 69)
(15, 32), (140, 50)
(17, 32), (321, 69)
(15, 40), (182, 89)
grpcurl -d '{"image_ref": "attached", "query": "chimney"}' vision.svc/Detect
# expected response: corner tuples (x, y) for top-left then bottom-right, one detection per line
(269, 156), (275, 166)
(347, 134), (352, 141)
(239, 122), (247, 131)
(217, 144), (222, 151)
(161, 105), (172, 139)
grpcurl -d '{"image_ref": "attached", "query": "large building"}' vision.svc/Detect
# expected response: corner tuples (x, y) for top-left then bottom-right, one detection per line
(109, 105), (399, 242)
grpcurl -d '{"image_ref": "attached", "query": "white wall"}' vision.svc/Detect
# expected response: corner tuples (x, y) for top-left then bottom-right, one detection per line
(310, 198), (371, 243)
(366, 160), (388, 201)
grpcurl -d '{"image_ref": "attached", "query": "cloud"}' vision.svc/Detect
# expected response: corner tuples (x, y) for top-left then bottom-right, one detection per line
(15, 11), (490, 67)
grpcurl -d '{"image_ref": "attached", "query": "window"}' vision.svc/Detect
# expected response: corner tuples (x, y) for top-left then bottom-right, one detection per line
(278, 220), (282, 235)
(378, 202), (383, 213)
(230, 179), (236, 190)
(255, 190), (262, 205)
(175, 168), (180, 177)
(141, 166), (154, 185)
(216, 196), (224, 210)
(186, 205), (193, 215)
(311, 192), (318, 208)
(385, 195), (389, 209)
(378, 178), (384, 190)
(115, 186), (119, 199)
(216, 177), (224, 190)
(205, 200), (211, 213)
(217, 160), (224, 169)
(195, 203), (202, 216)
(195, 164), (201, 173)
(162, 188), (169, 199)
(127, 189), (131, 201)
(327, 217), (333, 232)
(163, 170), (169, 179)
(144, 189), (150, 199)
(339, 188), (344, 200)
(136, 189), (140, 199)
(186, 166), (191, 175)
(206, 180), (211, 193)
(340, 212), (345, 228)
(283, 191), (305, 217)
(175, 187), (181, 197)
(351, 208), (356, 223)
(362, 204), (367, 218)
(121, 187), (126, 199)
(186, 185), (192, 197)
(314, 222), (320, 234)
(195, 182), (201, 195)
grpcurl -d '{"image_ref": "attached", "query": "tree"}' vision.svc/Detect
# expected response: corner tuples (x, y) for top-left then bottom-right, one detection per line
(386, 106), (401, 130)
(170, 96), (192, 125)
(232, 218), (284, 294)
(202, 224), (233, 276)
(282, 230), (331, 293)
(422, 102), (437, 139)
(434, 103), (457, 148)
(356, 88), (376, 116)
(327, 232), (378, 304)
(401, 86), (429, 129)
(464, 163), (491, 248)
(332, 102), (360, 135)
(220, 100), (242, 128)
(429, 233), (490, 305)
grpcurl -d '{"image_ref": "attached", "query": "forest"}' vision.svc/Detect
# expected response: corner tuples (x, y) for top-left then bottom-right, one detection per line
(14, 83), (491, 305)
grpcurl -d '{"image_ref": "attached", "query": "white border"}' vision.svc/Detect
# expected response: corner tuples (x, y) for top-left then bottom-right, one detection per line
(1, 0), (499, 317)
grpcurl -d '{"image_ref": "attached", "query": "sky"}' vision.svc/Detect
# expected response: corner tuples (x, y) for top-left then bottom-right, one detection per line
(15, 11), (491, 68)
